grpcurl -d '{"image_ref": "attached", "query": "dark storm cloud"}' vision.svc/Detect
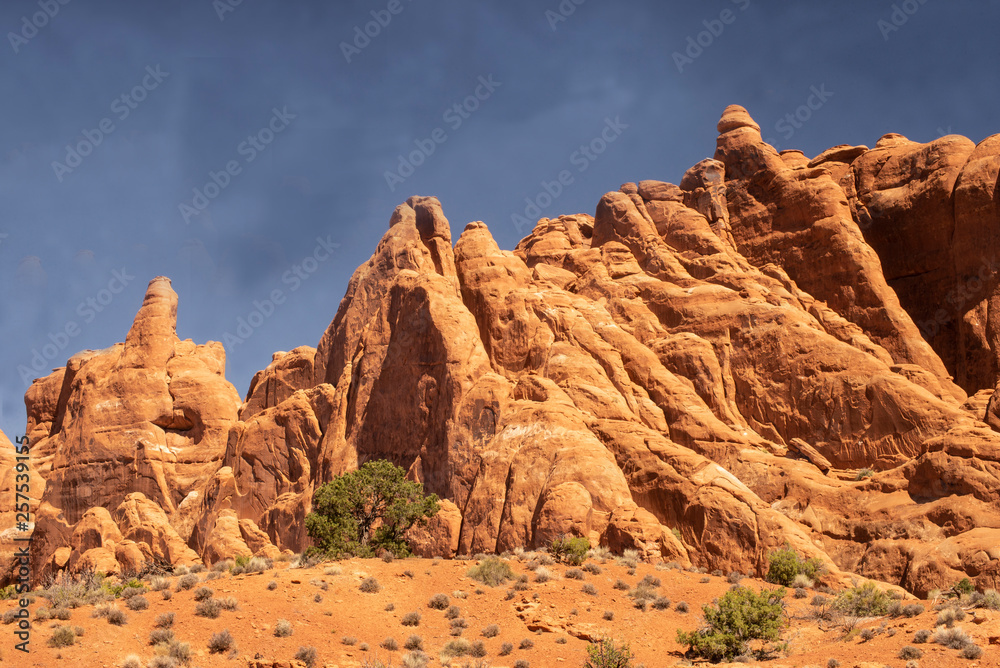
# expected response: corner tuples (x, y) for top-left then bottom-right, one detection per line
(1, 0), (999, 436)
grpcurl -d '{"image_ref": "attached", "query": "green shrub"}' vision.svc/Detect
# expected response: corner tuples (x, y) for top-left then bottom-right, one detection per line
(766, 545), (823, 587)
(305, 459), (439, 558)
(675, 586), (786, 662)
(854, 468), (874, 480)
(550, 535), (590, 566)
(833, 582), (891, 617)
(584, 637), (634, 668)
(466, 556), (515, 587)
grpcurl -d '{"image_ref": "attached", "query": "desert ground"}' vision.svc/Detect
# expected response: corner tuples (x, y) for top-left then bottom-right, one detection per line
(2, 551), (997, 668)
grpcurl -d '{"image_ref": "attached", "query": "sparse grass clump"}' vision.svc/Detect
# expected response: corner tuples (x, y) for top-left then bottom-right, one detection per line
(482, 624), (500, 637)
(175, 574), (198, 591)
(382, 637), (399, 651)
(267, 580), (278, 591)
(534, 567), (554, 583)
(360, 577), (381, 593)
(676, 601), (689, 613)
(218, 596), (239, 611)
(106, 607), (128, 625)
(898, 646), (922, 660)
(405, 634), (423, 650)
(566, 568), (585, 580)
(913, 629), (931, 643)
(155, 612), (174, 629)
(499, 641), (514, 655)
(445, 605), (461, 620)
(583, 583), (598, 596)
(933, 626), (974, 650)
(652, 596), (671, 610)
(583, 562), (603, 575)
(193, 586), (213, 601)
(519, 638), (534, 649)
(613, 579), (629, 591)
(466, 556), (515, 587)
(342, 636), (358, 645)
(603, 610), (614, 621)
(208, 629), (235, 654)
(274, 619), (293, 637)
(402, 611), (421, 626)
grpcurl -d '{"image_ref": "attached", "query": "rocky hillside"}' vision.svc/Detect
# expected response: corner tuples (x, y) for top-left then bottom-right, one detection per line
(4, 105), (1000, 597)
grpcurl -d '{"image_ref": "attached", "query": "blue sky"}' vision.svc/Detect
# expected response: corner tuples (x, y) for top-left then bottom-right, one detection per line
(2, 0), (999, 437)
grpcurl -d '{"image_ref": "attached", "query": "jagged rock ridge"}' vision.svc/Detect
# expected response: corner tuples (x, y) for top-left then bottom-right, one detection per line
(5, 106), (1000, 597)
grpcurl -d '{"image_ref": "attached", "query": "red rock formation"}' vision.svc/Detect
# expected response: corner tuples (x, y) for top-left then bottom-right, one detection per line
(8, 109), (1000, 598)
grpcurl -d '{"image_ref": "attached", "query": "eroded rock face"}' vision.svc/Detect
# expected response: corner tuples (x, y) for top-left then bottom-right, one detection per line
(9, 108), (1000, 597)
(20, 278), (242, 580)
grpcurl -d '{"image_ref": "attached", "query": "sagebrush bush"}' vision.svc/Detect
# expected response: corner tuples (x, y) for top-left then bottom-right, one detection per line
(583, 637), (634, 668)
(913, 629), (931, 643)
(405, 634), (423, 650)
(193, 586), (213, 602)
(401, 611), (421, 626)
(445, 605), (461, 620)
(676, 587), (786, 662)
(295, 646), (318, 668)
(441, 638), (472, 658)
(274, 619), (293, 637)
(834, 582), (890, 617)
(176, 574), (198, 591)
(898, 646), (922, 660)
(534, 567), (554, 583)
(603, 610), (614, 621)
(218, 596), (239, 611)
(208, 629), (235, 653)
(499, 641), (514, 655)
(381, 637), (399, 651)
(342, 636), (357, 645)
(766, 545), (823, 586)
(583, 583), (598, 596)
(482, 624), (500, 637)
(149, 628), (175, 645)
(106, 607), (128, 625)
(155, 612), (174, 629)
(168, 640), (191, 664)
(934, 626), (974, 650)
(466, 556), (515, 587)
(519, 638), (534, 649)
(121, 655), (143, 668)
(550, 535), (590, 565)
(360, 577), (381, 593)
(48, 625), (76, 648)
(402, 650), (429, 668)
(195, 598), (222, 619)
